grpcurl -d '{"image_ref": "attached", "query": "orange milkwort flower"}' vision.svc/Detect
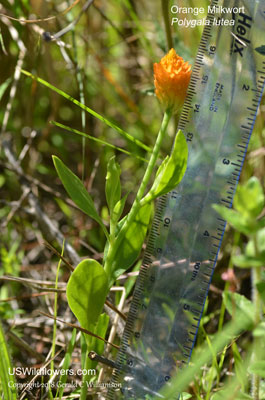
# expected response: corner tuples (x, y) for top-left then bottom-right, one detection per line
(154, 48), (192, 114)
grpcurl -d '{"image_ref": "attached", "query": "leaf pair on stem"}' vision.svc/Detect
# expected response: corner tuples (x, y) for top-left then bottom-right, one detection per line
(53, 112), (188, 368)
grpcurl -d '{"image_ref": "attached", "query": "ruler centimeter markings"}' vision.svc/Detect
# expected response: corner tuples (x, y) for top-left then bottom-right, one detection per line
(107, 0), (265, 399)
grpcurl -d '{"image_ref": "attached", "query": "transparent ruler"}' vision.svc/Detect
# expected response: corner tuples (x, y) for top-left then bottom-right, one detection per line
(107, 0), (265, 398)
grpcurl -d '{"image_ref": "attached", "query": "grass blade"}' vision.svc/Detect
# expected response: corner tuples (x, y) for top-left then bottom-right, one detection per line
(21, 69), (151, 153)
(56, 329), (77, 400)
(0, 321), (17, 400)
(158, 310), (254, 399)
(51, 121), (148, 163)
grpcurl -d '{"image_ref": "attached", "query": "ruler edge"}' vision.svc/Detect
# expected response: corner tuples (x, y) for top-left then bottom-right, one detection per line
(107, 0), (265, 397)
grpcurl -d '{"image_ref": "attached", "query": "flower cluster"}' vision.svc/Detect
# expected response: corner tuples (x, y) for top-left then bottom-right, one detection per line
(154, 48), (192, 114)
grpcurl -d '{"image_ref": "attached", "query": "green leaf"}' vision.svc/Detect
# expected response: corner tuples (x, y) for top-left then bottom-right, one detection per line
(21, 70), (151, 153)
(234, 228), (265, 268)
(108, 203), (152, 284)
(232, 254), (265, 268)
(253, 321), (265, 337)
(223, 292), (255, 328)
(212, 204), (264, 236)
(88, 313), (110, 368)
(234, 177), (264, 218)
(0, 321), (17, 400)
(246, 228), (265, 257)
(105, 156), (121, 215)
(143, 130), (188, 203)
(112, 194), (129, 225)
(53, 156), (109, 239)
(248, 361), (265, 378)
(0, 77), (11, 102)
(66, 259), (109, 333)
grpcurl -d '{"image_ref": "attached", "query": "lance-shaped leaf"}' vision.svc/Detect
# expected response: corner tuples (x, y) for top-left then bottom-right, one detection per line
(86, 313), (110, 368)
(66, 259), (109, 333)
(53, 156), (109, 239)
(107, 203), (152, 285)
(212, 204), (265, 236)
(142, 130), (188, 204)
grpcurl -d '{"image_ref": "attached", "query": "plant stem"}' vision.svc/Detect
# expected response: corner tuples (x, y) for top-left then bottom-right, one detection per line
(251, 234), (262, 400)
(104, 109), (172, 279)
(161, 0), (173, 50)
(123, 110), (172, 227)
(48, 242), (64, 399)
(51, 244), (63, 372)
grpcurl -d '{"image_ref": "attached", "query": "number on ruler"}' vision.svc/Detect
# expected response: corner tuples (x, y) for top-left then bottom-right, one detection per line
(191, 262), (201, 281)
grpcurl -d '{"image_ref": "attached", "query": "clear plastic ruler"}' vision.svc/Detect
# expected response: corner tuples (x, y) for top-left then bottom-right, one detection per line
(107, 0), (265, 398)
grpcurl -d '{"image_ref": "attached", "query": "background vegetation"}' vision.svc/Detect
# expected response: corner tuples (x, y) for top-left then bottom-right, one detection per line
(0, 0), (264, 399)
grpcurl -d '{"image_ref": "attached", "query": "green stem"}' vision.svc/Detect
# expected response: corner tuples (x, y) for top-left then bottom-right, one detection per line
(104, 109), (172, 279)
(48, 242), (64, 399)
(252, 234), (262, 400)
(161, 0), (173, 50)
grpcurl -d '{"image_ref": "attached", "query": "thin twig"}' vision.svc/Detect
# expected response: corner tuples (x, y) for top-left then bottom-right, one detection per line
(0, 0), (82, 24)
(1, 50), (26, 134)
(19, 348), (65, 399)
(88, 351), (117, 369)
(43, 241), (74, 272)
(105, 299), (126, 322)
(44, 0), (94, 41)
(0, 275), (66, 287)
(98, 286), (126, 383)
(0, 161), (81, 212)
(2, 186), (31, 227)
(18, 130), (37, 163)
(39, 311), (119, 350)
(0, 292), (53, 302)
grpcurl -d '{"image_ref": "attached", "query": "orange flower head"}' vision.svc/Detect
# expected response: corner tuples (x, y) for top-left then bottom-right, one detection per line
(154, 48), (192, 114)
